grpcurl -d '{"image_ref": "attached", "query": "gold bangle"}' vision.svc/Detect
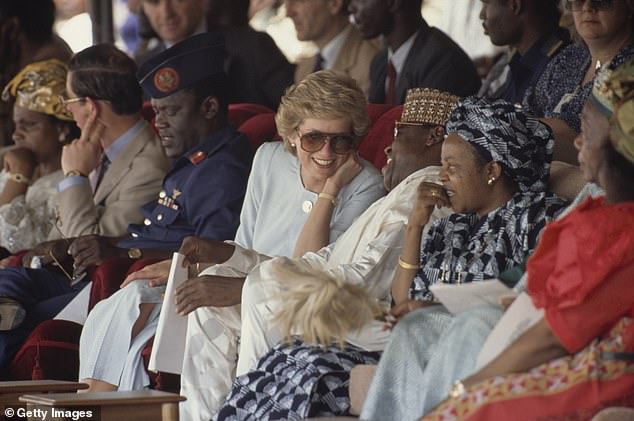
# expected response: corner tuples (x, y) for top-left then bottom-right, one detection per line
(8, 173), (30, 185)
(318, 192), (336, 206)
(64, 169), (86, 178)
(398, 256), (420, 270)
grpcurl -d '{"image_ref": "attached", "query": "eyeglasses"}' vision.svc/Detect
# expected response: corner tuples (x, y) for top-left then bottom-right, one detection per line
(59, 95), (87, 107)
(565, 0), (616, 11)
(393, 121), (430, 139)
(296, 130), (357, 155)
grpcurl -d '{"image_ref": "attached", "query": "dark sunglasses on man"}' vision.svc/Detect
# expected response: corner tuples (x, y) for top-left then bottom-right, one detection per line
(565, 0), (616, 11)
(296, 130), (357, 155)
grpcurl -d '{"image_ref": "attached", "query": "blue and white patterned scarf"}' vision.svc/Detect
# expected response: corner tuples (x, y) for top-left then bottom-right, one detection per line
(410, 97), (567, 300)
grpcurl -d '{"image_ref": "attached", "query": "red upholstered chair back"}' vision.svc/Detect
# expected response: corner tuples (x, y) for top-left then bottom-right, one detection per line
(366, 103), (395, 125)
(358, 105), (403, 170)
(237, 112), (278, 152)
(141, 101), (156, 127)
(228, 103), (274, 128)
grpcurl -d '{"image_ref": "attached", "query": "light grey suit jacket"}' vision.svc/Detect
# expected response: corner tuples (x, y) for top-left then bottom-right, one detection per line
(51, 121), (170, 239)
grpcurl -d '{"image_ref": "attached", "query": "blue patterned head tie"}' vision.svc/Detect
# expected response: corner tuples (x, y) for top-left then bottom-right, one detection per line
(446, 96), (554, 192)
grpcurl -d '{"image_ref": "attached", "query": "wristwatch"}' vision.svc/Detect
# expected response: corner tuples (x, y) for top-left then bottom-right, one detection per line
(127, 248), (142, 259)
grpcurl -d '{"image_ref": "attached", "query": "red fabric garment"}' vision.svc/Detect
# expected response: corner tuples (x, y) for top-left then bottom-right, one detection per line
(423, 318), (634, 421)
(527, 197), (634, 353)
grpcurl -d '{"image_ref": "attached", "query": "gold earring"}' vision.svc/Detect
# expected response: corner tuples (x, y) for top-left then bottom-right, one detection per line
(487, 177), (496, 185)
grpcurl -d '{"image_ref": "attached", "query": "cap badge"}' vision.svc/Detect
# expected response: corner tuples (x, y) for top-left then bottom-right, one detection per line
(154, 67), (180, 93)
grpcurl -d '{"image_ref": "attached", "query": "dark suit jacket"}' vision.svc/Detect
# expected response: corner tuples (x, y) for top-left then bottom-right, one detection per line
(135, 27), (294, 110)
(221, 25), (295, 110)
(369, 23), (481, 104)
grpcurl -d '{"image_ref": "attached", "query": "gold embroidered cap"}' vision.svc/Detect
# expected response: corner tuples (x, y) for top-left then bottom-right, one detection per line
(1, 59), (73, 121)
(399, 88), (460, 126)
(591, 57), (634, 164)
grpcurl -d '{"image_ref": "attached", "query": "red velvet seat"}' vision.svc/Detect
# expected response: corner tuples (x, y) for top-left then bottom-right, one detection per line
(9, 103), (400, 387)
(228, 103), (274, 128)
(359, 105), (403, 170)
(237, 112), (278, 151)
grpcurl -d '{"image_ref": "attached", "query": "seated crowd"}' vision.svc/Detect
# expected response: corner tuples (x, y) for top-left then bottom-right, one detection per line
(0, 1), (633, 421)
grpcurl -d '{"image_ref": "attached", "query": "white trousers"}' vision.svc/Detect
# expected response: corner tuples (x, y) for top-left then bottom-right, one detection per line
(179, 263), (281, 420)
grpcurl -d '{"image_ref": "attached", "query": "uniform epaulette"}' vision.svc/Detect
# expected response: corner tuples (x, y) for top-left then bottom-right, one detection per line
(189, 150), (207, 165)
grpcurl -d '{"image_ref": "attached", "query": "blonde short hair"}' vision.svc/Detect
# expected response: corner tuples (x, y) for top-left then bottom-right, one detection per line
(275, 70), (370, 154)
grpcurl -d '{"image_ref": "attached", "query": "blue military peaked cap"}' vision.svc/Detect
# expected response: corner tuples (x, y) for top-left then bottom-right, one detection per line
(137, 32), (226, 98)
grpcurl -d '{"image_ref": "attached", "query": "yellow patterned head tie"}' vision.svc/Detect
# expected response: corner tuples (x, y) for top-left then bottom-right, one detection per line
(1, 59), (73, 121)
(590, 57), (634, 164)
(399, 88), (460, 127)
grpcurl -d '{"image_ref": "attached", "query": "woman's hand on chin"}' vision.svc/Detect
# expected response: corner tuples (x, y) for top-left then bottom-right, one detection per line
(323, 152), (363, 194)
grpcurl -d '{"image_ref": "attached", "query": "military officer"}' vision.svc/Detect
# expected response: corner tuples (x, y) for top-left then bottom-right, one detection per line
(68, 32), (253, 269)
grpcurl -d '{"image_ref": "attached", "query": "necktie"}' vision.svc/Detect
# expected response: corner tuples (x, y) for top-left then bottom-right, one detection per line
(313, 53), (324, 73)
(91, 154), (111, 193)
(386, 60), (397, 105)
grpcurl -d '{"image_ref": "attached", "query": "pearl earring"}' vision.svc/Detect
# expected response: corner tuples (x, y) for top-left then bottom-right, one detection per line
(487, 177), (496, 185)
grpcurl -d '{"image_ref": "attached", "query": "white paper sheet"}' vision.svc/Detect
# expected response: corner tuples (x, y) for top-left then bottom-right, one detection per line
(54, 281), (91, 325)
(148, 252), (188, 374)
(475, 292), (544, 369)
(429, 279), (517, 314)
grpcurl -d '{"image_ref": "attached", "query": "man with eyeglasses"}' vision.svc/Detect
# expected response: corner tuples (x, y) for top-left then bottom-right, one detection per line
(478, 0), (570, 104)
(0, 43), (169, 375)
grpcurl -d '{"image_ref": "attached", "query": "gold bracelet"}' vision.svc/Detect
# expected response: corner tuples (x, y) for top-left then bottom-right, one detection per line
(318, 192), (336, 206)
(398, 256), (420, 270)
(8, 173), (30, 185)
(64, 169), (86, 178)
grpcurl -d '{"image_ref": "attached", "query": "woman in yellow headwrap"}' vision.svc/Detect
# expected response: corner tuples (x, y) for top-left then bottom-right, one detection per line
(0, 59), (79, 255)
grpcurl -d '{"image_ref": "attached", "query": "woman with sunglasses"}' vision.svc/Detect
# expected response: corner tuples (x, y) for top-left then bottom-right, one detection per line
(237, 69), (385, 259)
(0, 59), (79, 258)
(523, 0), (634, 163)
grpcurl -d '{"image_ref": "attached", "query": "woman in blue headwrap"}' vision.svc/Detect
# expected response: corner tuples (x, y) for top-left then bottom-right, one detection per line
(214, 97), (569, 420)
